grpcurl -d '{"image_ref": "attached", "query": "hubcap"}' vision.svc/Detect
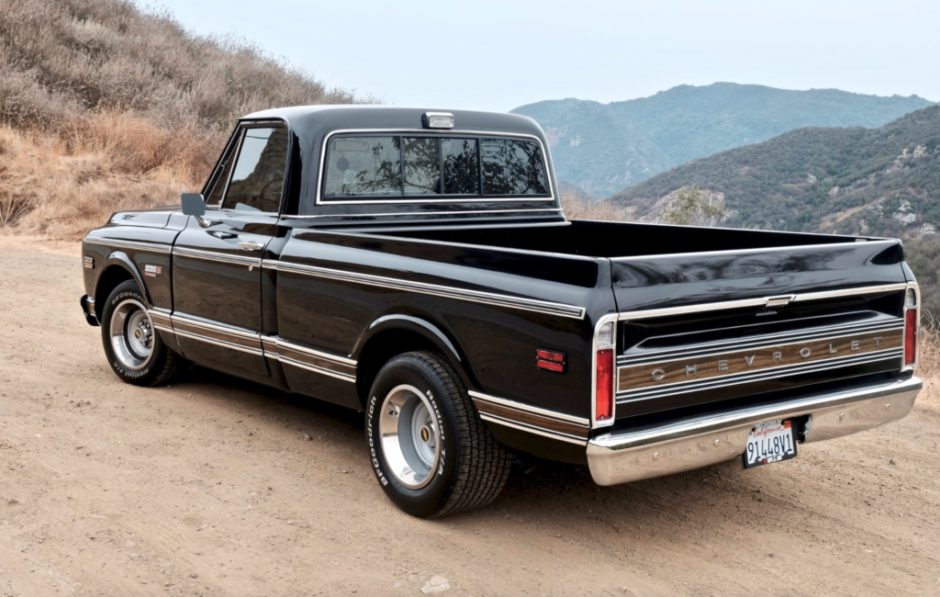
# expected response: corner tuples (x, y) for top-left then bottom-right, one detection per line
(110, 298), (154, 371)
(378, 384), (441, 489)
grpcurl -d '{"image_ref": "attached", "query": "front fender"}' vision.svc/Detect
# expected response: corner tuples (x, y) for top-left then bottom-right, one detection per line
(95, 251), (152, 306)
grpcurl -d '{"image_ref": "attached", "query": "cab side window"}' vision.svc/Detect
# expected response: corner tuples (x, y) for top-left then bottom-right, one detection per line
(221, 126), (289, 213)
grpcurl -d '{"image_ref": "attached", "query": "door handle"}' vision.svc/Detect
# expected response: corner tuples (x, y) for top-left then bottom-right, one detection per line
(238, 241), (264, 251)
(211, 231), (237, 239)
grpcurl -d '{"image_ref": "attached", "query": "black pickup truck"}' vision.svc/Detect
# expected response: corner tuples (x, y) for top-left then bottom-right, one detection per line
(80, 106), (923, 517)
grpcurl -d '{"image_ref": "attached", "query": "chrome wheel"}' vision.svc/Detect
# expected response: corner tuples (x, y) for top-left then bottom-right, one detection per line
(379, 384), (441, 489)
(109, 298), (154, 371)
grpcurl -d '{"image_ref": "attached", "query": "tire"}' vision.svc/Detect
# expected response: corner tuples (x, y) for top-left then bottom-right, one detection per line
(365, 351), (513, 518)
(99, 280), (186, 386)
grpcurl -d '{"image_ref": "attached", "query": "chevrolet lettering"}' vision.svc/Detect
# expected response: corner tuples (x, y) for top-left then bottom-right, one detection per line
(79, 106), (923, 518)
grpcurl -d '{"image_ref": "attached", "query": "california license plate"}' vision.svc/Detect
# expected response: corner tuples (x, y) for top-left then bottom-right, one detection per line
(743, 419), (797, 468)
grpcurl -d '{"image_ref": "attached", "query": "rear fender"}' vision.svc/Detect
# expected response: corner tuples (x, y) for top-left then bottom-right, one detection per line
(353, 314), (476, 396)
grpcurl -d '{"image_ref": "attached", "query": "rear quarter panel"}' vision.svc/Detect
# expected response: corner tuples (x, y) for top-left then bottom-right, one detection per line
(274, 229), (616, 420)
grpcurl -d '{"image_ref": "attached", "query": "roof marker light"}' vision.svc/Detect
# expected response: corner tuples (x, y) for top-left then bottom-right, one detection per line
(423, 112), (455, 129)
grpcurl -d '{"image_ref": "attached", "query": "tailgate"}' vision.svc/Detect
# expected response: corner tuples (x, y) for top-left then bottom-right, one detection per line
(608, 239), (911, 420)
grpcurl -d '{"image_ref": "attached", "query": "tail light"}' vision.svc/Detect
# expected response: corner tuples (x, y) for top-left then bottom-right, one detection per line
(595, 320), (616, 424)
(596, 349), (614, 421)
(904, 288), (918, 369)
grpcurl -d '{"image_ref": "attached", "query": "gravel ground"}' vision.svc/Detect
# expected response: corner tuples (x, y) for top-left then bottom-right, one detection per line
(1, 237), (938, 596)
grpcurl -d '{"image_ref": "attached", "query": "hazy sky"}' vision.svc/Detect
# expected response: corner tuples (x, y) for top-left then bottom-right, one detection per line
(150, 0), (940, 111)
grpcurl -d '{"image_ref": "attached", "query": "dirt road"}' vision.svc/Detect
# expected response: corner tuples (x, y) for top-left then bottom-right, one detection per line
(1, 237), (939, 597)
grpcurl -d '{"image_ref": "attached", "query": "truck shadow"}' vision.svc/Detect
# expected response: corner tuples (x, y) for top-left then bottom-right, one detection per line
(183, 367), (768, 528)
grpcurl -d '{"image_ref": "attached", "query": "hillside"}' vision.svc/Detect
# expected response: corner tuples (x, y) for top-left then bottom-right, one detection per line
(610, 105), (940, 313)
(512, 84), (932, 197)
(0, 0), (358, 237)
(611, 106), (940, 236)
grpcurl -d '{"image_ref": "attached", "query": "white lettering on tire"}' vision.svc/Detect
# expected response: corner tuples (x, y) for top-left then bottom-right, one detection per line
(367, 395), (388, 486)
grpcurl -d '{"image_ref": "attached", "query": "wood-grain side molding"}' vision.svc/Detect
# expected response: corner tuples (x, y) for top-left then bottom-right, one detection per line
(468, 391), (589, 446)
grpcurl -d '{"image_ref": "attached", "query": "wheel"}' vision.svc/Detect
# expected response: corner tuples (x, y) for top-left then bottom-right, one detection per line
(366, 351), (513, 518)
(100, 280), (186, 386)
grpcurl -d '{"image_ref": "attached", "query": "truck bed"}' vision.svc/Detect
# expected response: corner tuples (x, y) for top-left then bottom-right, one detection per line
(378, 219), (862, 259)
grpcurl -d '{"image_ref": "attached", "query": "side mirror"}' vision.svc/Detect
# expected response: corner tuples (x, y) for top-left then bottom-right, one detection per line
(181, 193), (206, 217)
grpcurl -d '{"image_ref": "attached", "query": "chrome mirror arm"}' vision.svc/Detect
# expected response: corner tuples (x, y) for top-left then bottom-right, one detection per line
(194, 215), (219, 228)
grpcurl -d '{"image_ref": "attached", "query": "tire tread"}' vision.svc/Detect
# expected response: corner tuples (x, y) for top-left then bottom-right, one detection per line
(402, 351), (513, 518)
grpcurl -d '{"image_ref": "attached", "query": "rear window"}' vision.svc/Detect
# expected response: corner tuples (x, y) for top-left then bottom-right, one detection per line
(322, 134), (549, 200)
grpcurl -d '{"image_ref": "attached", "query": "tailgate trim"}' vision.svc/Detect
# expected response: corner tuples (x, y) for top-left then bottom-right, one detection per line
(610, 240), (896, 263)
(616, 283), (908, 322)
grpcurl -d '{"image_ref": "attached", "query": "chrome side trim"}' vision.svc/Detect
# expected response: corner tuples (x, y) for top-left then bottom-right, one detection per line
(171, 313), (262, 341)
(173, 246), (261, 267)
(148, 310), (358, 383)
(286, 208), (564, 220)
(340, 228), (598, 262)
(263, 260), (586, 320)
(169, 313), (264, 355)
(468, 391), (590, 426)
(84, 238), (172, 254)
(616, 283), (909, 322)
(277, 355), (356, 383)
(315, 128), (556, 206)
(274, 338), (357, 367)
(149, 309), (173, 329)
(478, 413), (587, 446)
(263, 336), (357, 383)
(587, 376), (921, 486)
(617, 349), (903, 403)
(172, 328), (264, 356)
(260, 336), (280, 358)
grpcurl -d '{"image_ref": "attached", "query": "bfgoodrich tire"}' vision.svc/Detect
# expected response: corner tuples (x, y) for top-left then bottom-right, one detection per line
(100, 280), (186, 386)
(366, 351), (513, 518)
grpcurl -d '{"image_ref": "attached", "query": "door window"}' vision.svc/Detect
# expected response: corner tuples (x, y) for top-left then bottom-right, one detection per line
(221, 126), (289, 213)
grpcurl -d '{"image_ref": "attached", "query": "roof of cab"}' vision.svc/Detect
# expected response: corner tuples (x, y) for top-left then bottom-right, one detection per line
(239, 105), (547, 142)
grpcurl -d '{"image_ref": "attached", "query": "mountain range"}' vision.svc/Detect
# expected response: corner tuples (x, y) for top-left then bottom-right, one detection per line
(609, 105), (940, 314)
(512, 84), (933, 197)
(611, 105), (940, 238)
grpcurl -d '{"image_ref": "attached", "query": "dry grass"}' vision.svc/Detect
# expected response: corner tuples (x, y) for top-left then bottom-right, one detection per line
(0, 0), (360, 131)
(0, 0), (360, 238)
(559, 192), (632, 221)
(0, 113), (210, 239)
(917, 314), (940, 378)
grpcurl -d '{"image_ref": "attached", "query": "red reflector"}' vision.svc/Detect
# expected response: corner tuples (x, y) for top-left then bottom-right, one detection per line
(537, 360), (565, 373)
(596, 349), (614, 421)
(536, 349), (566, 362)
(904, 308), (917, 367)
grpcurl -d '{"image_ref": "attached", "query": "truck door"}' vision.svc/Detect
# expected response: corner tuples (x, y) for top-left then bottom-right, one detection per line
(171, 123), (288, 379)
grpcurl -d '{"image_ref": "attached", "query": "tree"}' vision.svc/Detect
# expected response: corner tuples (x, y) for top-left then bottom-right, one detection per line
(663, 185), (728, 226)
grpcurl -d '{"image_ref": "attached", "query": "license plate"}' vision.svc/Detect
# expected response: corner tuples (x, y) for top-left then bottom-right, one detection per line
(743, 419), (797, 469)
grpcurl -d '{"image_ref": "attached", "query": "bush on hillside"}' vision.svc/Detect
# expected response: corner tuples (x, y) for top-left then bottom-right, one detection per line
(0, 0), (357, 131)
(0, 0), (361, 237)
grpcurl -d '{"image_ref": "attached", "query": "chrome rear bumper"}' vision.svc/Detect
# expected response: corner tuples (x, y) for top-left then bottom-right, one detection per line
(586, 376), (921, 486)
